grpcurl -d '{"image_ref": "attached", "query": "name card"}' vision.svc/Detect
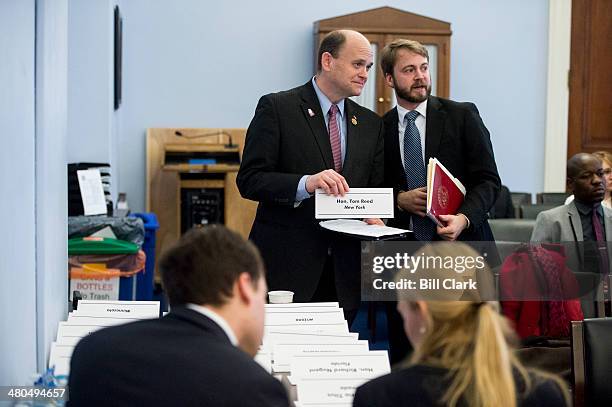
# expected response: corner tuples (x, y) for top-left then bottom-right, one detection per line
(264, 322), (349, 337)
(48, 342), (76, 376)
(67, 315), (140, 327)
(262, 331), (359, 349)
(254, 351), (272, 374)
(315, 188), (394, 219)
(266, 306), (343, 314)
(265, 302), (339, 309)
(73, 300), (160, 318)
(265, 310), (345, 326)
(290, 351), (390, 380)
(273, 341), (369, 373)
(296, 378), (368, 404)
(56, 322), (106, 344)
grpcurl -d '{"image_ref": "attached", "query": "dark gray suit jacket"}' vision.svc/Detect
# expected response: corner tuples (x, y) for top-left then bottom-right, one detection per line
(531, 201), (612, 273)
(237, 81), (384, 309)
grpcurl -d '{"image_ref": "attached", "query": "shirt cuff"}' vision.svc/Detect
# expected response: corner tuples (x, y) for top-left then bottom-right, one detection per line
(294, 175), (311, 205)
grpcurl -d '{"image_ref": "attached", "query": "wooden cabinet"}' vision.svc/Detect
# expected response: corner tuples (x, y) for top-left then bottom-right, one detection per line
(314, 6), (451, 115)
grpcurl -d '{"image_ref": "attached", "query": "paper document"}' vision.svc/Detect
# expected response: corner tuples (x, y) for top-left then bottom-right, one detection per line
(77, 169), (107, 215)
(320, 219), (409, 238)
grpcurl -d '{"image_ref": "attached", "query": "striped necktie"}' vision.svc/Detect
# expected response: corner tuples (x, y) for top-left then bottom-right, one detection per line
(403, 110), (435, 240)
(328, 104), (342, 172)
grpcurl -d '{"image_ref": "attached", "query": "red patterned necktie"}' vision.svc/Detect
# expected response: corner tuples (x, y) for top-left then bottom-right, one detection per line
(592, 205), (610, 274)
(328, 104), (342, 173)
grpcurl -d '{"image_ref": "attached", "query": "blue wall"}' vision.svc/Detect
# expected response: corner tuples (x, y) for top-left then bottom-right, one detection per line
(0, 0), (68, 386)
(0, 0), (38, 386)
(112, 0), (549, 211)
(35, 0), (69, 377)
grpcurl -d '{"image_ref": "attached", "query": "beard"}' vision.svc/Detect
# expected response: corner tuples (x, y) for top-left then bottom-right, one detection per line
(394, 78), (431, 104)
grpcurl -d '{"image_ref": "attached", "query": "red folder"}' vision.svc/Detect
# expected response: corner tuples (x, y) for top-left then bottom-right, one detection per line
(426, 158), (466, 227)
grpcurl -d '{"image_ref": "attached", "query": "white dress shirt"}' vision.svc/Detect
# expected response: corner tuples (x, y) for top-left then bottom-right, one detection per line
(186, 303), (238, 346)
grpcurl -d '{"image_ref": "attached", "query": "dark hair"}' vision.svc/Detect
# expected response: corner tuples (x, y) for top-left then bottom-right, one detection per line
(317, 30), (347, 71)
(160, 225), (264, 307)
(380, 39), (429, 77)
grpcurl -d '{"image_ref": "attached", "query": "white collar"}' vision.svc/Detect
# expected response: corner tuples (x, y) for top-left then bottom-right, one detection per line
(396, 99), (428, 123)
(186, 303), (238, 346)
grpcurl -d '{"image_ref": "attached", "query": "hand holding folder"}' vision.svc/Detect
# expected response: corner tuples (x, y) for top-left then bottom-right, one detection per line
(426, 158), (466, 227)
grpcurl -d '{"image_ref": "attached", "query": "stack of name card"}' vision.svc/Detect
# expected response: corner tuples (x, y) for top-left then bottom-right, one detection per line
(256, 302), (390, 407)
(49, 300), (160, 377)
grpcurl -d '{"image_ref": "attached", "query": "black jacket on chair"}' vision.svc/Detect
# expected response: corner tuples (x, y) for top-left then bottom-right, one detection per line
(68, 307), (289, 407)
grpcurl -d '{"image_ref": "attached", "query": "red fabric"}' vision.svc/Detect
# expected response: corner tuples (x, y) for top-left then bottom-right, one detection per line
(500, 245), (584, 338)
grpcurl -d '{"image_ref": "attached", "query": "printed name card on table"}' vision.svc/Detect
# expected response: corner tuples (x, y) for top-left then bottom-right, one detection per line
(265, 309), (345, 326)
(55, 322), (106, 345)
(264, 322), (349, 336)
(73, 300), (160, 319)
(67, 315), (140, 327)
(254, 350), (272, 374)
(265, 306), (344, 314)
(48, 342), (76, 376)
(273, 341), (369, 373)
(290, 351), (391, 380)
(295, 378), (368, 405)
(315, 188), (394, 219)
(265, 302), (339, 309)
(262, 331), (359, 350)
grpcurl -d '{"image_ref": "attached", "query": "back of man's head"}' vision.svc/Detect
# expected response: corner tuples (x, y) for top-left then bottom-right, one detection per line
(160, 225), (263, 307)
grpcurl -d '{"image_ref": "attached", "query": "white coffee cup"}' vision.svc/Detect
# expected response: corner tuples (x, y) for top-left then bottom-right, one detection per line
(268, 290), (294, 304)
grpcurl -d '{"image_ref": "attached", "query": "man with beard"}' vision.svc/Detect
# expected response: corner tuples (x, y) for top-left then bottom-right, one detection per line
(379, 39), (501, 363)
(237, 30), (384, 325)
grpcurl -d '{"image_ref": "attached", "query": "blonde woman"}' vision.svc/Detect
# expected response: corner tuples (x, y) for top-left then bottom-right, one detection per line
(353, 242), (569, 407)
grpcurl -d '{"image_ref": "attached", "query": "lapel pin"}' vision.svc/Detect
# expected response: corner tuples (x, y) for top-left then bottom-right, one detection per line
(307, 108), (315, 117)
(351, 116), (358, 125)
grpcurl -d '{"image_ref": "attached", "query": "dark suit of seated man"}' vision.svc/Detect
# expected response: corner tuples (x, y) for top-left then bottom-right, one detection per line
(68, 226), (289, 407)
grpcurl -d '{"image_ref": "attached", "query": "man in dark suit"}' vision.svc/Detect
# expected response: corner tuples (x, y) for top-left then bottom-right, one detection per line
(237, 30), (384, 324)
(379, 39), (501, 363)
(68, 226), (289, 407)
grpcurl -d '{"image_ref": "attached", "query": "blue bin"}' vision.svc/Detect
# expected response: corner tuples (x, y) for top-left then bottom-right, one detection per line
(130, 213), (159, 300)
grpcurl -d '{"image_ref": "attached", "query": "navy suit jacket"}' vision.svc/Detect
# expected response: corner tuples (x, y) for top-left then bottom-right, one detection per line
(68, 307), (289, 407)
